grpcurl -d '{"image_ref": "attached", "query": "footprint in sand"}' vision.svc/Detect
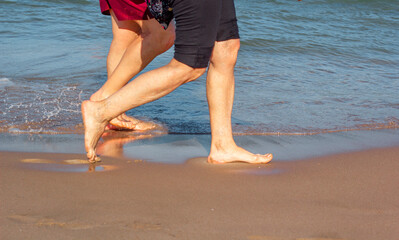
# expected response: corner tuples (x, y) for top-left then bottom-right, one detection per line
(21, 158), (118, 172)
(247, 237), (346, 240)
(7, 215), (38, 224)
(36, 218), (96, 230)
(296, 238), (347, 240)
(8, 214), (166, 232)
(7, 214), (97, 230)
(123, 221), (163, 231)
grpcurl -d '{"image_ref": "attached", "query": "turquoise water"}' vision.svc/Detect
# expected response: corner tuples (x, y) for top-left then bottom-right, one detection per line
(1, 0), (398, 135)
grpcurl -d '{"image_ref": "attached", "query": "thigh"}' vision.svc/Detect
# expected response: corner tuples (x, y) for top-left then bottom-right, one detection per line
(107, 0), (152, 21)
(110, 10), (141, 41)
(216, 0), (240, 41)
(172, 0), (223, 68)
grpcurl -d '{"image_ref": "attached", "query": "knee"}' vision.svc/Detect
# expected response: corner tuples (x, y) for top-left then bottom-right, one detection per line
(179, 66), (206, 83)
(168, 59), (206, 84)
(160, 22), (176, 53)
(112, 30), (140, 49)
(210, 39), (240, 68)
(142, 20), (176, 54)
(185, 67), (206, 83)
(224, 39), (241, 53)
(159, 28), (175, 54)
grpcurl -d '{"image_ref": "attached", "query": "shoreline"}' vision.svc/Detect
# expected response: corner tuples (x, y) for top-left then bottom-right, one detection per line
(0, 128), (398, 163)
(1, 146), (399, 240)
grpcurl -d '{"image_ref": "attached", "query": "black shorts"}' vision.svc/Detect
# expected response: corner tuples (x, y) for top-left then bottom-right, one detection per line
(171, 0), (240, 68)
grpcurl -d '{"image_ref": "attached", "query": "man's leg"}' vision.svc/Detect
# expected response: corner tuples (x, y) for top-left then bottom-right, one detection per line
(91, 10), (175, 130)
(206, 39), (272, 164)
(82, 59), (206, 162)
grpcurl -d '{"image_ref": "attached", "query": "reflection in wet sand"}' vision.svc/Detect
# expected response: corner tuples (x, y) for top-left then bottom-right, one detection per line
(228, 168), (283, 176)
(184, 157), (209, 166)
(247, 237), (346, 240)
(19, 130), (164, 172)
(96, 130), (165, 158)
(185, 157), (282, 175)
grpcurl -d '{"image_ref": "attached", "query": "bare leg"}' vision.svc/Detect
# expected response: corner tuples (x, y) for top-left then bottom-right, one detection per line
(82, 59), (206, 162)
(206, 39), (272, 164)
(91, 10), (175, 130)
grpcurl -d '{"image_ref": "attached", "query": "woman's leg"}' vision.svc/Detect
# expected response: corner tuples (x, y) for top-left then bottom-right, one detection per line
(91, 10), (175, 130)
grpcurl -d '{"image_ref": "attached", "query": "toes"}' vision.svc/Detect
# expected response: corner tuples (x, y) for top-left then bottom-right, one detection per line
(87, 150), (98, 163)
(135, 122), (156, 131)
(105, 124), (114, 130)
(87, 156), (101, 164)
(255, 153), (273, 163)
(120, 121), (137, 130)
(108, 117), (157, 131)
(109, 119), (137, 130)
(121, 114), (140, 124)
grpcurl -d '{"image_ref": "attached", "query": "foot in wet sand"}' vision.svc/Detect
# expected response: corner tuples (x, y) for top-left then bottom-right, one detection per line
(208, 145), (273, 164)
(81, 100), (108, 163)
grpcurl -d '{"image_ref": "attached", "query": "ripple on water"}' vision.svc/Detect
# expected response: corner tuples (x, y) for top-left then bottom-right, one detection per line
(1, 0), (398, 135)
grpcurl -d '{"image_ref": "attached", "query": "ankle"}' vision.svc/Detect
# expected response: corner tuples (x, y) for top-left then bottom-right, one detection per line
(210, 138), (237, 153)
(86, 100), (110, 123)
(90, 90), (103, 102)
(90, 89), (111, 102)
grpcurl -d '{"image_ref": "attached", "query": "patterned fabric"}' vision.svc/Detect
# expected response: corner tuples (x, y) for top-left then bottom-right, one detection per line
(145, 0), (174, 29)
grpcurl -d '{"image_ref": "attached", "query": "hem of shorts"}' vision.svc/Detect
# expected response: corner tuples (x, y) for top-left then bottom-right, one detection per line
(101, 10), (153, 20)
(216, 19), (240, 42)
(216, 35), (240, 42)
(174, 54), (210, 69)
(101, 10), (111, 16)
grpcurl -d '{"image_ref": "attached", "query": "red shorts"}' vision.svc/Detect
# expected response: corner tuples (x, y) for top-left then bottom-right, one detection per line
(99, 0), (153, 21)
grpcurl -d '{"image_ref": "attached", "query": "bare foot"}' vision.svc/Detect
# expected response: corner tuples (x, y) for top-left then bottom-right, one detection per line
(208, 146), (273, 164)
(106, 113), (157, 131)
(91, 92), (156, 131)
(122, 114), (159, 131)
(106, 114), (138, 130)
(81, 100), (108, 163)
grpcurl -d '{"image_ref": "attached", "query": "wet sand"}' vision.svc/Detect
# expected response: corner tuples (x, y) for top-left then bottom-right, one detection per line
(1, 147), (398, 240)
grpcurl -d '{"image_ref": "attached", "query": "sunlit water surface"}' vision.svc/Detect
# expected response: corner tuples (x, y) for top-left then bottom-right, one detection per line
(1, 0), (398, 135)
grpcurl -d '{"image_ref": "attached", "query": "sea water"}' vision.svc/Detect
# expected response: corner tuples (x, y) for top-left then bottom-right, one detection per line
(1, 0), (398, 135)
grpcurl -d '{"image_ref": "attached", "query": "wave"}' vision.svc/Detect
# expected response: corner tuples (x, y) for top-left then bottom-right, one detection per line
(0, 78), (14, 87)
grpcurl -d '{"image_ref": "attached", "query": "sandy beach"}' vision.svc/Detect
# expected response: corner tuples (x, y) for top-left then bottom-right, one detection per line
(1, 146), (398, 240)
(2, 0), (398, 239)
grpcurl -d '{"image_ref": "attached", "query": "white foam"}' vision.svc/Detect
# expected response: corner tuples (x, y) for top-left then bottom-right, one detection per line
(0, 78), (15, 87)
